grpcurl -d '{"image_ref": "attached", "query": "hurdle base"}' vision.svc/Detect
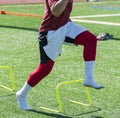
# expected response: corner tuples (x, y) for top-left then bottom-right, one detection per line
(71, 100), (91, 106)
(40, 106), (61, 113)
(0, 85), (13, 91)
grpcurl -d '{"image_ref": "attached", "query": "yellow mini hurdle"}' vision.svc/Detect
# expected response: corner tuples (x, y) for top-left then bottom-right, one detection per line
(40, 79), (92, 113)
(0, 66), (15, 91)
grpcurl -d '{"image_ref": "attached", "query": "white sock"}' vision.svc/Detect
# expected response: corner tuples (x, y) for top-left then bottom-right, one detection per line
(16, 82), (32, 110)
(84, 61), (104, 89)
(84, 61), (94, 82)
(17, 82), (32, 97)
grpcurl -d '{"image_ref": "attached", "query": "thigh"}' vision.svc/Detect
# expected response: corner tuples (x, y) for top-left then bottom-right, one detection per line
(74, 30), (97, 46)
(65, 22), (87, 44)
(66, 22), (87, 39)
(38, 32), (51, 63)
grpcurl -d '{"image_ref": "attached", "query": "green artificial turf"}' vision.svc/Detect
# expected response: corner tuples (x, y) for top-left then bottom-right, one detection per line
(0, 1), (120, 118)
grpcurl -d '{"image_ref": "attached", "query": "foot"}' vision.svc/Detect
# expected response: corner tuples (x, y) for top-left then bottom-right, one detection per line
(83, 80), (104, 89)
(16, 91), (31, 110)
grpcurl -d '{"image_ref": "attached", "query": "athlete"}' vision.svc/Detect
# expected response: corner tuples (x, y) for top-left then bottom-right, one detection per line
(16, 0), (104, 110)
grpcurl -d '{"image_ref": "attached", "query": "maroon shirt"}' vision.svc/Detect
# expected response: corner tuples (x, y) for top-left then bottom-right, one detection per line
(39, 0), (73, 32)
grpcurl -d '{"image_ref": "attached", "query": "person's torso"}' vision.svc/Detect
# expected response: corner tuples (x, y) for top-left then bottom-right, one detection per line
(39, 0), (73, 32)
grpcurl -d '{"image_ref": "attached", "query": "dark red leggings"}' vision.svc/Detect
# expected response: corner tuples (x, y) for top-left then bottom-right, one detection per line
(27, 60), (54, 87)
(27, 30), (97, 87)
(74, 30), (97, 61)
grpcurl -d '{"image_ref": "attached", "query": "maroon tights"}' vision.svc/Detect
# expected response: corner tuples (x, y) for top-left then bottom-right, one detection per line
(27, 30), (97, 87)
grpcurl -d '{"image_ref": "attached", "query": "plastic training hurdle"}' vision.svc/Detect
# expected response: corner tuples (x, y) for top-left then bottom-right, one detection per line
(40, 79), (92, 113)
(0, 66), (15, 91)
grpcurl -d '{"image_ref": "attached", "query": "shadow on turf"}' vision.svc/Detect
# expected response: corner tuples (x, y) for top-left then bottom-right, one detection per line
(99, 38), (120, 41)
(29, 106), (102, 118)
(0, 25), (120, 42)
(72, 106), (103, 118)
(0, 25), (38, 32)
(29, 109), (73, 118)
(110, 38), (120, 41)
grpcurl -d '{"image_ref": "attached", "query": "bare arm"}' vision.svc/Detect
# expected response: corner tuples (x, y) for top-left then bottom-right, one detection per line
(51, 0), (69, 17)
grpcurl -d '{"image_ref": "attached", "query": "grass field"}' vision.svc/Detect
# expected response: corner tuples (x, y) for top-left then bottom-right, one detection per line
(0, 1), (120, 118)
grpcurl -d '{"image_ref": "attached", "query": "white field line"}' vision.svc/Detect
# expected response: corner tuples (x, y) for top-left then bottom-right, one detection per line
(71, 13), (120, 26)
(71, 19), (120, 26)
(71, 14), (120, 18)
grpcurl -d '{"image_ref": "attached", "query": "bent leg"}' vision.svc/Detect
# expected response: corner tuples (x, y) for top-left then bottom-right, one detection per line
(74, 31), (104, 89)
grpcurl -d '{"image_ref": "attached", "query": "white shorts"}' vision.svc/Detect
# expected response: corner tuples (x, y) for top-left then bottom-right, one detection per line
(43, 21), (87, 61)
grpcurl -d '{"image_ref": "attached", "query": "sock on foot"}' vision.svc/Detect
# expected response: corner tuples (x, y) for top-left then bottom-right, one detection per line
(16, 82), (32, 110)
(16, 91), (31, 110)
(83, 80), (104, 89)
